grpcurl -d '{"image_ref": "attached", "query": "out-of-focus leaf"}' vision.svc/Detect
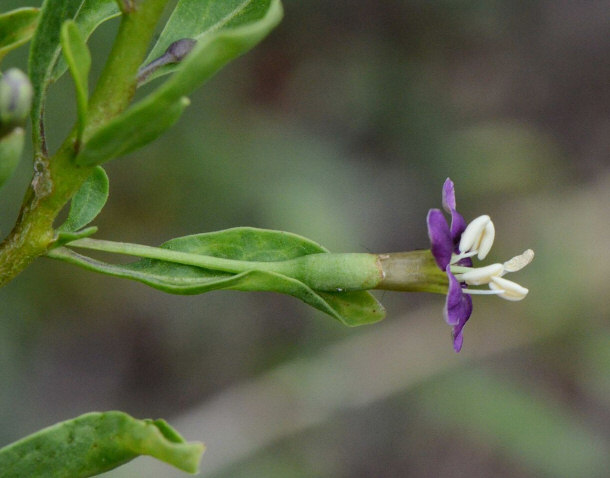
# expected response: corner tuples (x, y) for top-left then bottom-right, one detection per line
(142, 0), (283, 83)
(75, 96), (190, 166)
(75, 0), (282, 165)
(48, 227), (385, 326)
(57, 165), (108, 232)
(0, 127), (25, 189)
(0, 7), (40, 64)
(419, 370), (610, 478)
(0, 411), (205, 476)
(60, 19), (91, 138)
(28, 0), (120, 153)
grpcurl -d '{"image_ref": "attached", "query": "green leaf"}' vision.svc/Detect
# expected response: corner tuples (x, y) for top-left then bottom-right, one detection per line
(75, 0), (283, 165)
(0, 7), (40, 64)
(60, 19), (91, 138)
(54, 226), (98, 247)
(58, 165), (108, 232)
(28, 0), (120, 153)
(75, 96), (190, 166)
(142, 0), (282, 84)
(0, 127), (25, 189)
(0, 411), (205, 477)
(50, 0), (120, 81)
(48, 228), (385, 326)
(147, 0), (282, 96)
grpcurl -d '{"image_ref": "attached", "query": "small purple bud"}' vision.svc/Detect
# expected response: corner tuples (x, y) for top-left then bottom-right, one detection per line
(137, 39), (197, 85)
(166, 38), (197, 62)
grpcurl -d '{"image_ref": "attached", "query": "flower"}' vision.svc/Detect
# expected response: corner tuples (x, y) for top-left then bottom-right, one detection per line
(427, 178), (533, 352)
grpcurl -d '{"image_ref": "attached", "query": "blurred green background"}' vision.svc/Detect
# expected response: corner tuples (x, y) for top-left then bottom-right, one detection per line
(1, 0), (609, 476)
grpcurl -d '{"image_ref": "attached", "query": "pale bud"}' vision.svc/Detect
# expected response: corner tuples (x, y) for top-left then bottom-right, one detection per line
(0, 69), (33, 136)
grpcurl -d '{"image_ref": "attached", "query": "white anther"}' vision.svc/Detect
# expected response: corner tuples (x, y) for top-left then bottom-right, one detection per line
(489, 276), (528, 301)
(459, 215), (493, 256)
(455, 263), (504, 285)
(503, 249), (535, 273)
(477, 220), (495, 260)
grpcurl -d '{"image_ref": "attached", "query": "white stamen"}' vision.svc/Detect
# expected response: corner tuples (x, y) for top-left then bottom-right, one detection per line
(459, 215), (491, 255)
(450, 250), (478, 264)
(477, 220), (495, 260)
(503, 249), (535, 273)
(455, 263), (504, 285)
(463, 288), (505, 295)
(489, 276), (528, 301)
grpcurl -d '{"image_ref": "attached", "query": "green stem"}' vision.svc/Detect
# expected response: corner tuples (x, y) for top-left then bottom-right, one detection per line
(0, 0), (169, 287)
(85, 0), (170, 138)
(67, 237), (383, 291)
(63, 238), (448, 294)
(377, 251), (448, 294)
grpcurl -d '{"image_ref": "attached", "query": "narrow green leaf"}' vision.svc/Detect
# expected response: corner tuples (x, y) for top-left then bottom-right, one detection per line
(60, 19), (91, 138)
(58, 165), (108, 232)
(54, 226), (98, 247)
(75, 96), (190, 166)
(142, 0), (282, 83)
(48, 227), (385, 326)
(28, 0), (120, 153)
(0, 411), (205, 477)
(0, 127), (25, 189)
(0, 7), (40, 64)
(50, 0), (120, 81)
(75, 0), (282, 165)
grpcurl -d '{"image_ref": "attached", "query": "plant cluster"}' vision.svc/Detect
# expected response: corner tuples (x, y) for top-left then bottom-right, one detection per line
(0, 1), (532, 475)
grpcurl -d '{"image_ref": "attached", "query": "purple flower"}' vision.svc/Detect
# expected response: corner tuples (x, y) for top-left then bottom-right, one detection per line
(426, 178), (533, 352)
(427, 178), (473, 352)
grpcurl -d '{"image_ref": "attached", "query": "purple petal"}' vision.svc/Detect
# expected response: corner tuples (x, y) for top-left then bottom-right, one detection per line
(441, 178), (466, 244)
(441, 178), (456, 212)
(443, 268), (473, 353)
(427, 209), (453, 270)
(452, 328), (464, 352)
(450, 209), (467, 244)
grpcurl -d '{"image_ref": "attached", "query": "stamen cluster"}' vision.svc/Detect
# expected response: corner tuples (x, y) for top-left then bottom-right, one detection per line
(450, 215), (533, 301)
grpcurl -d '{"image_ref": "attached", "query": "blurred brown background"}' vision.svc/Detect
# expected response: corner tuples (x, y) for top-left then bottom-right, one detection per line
(1, 0), (609, 476)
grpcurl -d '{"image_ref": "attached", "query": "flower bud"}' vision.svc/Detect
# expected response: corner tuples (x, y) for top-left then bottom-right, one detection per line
(166, 38), (197, 62)
(0, 68), (33, 137)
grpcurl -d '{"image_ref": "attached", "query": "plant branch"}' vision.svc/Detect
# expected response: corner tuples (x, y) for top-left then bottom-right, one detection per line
(0, 0), (170, 287)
